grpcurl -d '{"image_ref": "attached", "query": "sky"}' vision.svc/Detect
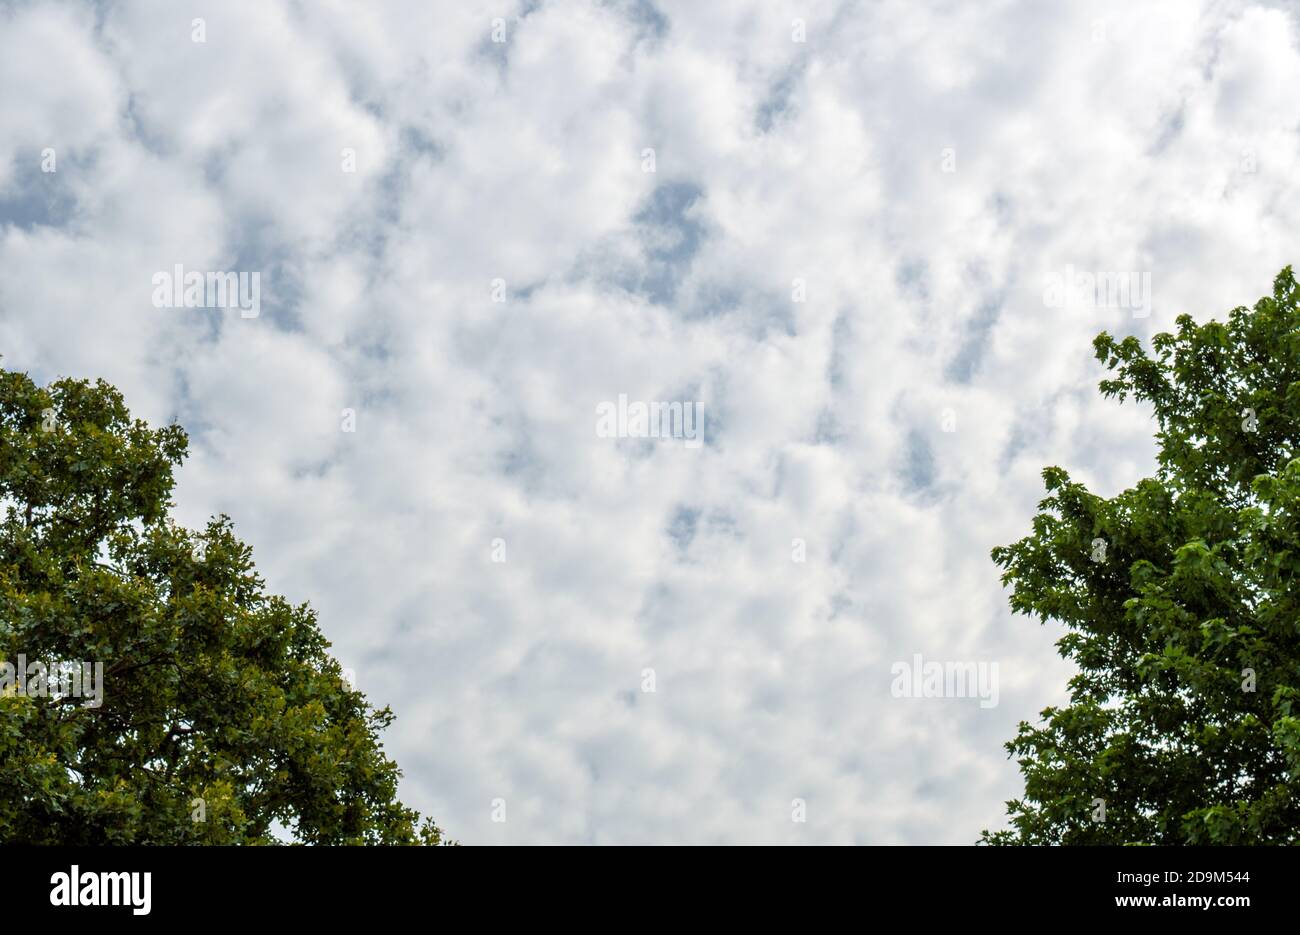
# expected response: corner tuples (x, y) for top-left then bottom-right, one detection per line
(2, 0), (1299, 844)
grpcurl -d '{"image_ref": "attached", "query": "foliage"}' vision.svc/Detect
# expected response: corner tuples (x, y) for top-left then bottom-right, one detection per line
(0, 364), (449, 844)
(983, 268), (1300, 844)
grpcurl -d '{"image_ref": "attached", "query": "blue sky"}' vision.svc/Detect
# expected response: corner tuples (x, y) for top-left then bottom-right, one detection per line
(2, 0), (1299, 843)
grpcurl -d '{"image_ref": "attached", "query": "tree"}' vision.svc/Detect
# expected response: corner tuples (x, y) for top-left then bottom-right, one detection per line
(0, 363), (449, 844)
(983, 267), (1300, 845)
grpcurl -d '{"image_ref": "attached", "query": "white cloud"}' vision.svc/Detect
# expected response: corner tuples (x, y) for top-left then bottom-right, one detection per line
(2, 0), (1297, 843)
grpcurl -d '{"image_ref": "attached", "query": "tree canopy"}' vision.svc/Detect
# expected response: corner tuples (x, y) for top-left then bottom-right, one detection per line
(983, 267), (1300, 844)
(0, 363), (448, 844)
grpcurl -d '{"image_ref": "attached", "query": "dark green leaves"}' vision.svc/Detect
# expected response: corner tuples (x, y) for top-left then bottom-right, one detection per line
(984, 268), (1300, 845)
(0, 363), (450, 845)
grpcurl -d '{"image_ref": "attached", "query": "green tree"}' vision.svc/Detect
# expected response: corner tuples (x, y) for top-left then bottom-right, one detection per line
(983, 267), (1300, 844)
(0, 363), (449, 844)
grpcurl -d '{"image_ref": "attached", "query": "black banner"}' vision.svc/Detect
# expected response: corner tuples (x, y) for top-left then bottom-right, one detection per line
(0, 845), (1277, 921)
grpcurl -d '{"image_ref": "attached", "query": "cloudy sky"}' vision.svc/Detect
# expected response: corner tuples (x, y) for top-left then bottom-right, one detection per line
(2, 0), (1299, 844)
